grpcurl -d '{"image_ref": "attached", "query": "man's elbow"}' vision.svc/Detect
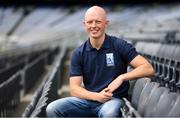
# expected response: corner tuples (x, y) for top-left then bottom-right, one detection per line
(147, 63), (154, 77)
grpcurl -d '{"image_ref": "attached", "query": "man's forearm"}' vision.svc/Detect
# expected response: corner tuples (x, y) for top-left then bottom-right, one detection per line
(70, 85), (97, 101)
(122, 63), (154, 81)
(70, 86), (113, 103)
(108, 63), (154, 92)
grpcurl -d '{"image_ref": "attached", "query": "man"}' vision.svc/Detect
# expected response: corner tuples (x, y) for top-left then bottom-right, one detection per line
(46, 6), (154, 117)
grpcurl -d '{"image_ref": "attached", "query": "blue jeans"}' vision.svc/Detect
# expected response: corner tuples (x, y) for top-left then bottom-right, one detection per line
(46, 97), (124, 117)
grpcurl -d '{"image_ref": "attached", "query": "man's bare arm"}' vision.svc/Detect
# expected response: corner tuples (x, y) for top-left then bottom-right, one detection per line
(70, 76), (112, 103)
(108, 55), (154, 92)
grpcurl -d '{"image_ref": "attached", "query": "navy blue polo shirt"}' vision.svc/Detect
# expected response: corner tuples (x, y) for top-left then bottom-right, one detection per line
(70, 34), (138, 98)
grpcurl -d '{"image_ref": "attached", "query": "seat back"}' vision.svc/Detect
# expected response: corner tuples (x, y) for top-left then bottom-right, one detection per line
(144, 87), (169, 117)
(131, 78), (151, 109)
(137, 82), (159, 115)
(168, 94), (180, 117)
(152, 92), (179, 117)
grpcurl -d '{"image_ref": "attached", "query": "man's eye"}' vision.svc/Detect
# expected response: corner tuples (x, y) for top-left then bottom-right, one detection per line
(87, 21), (92, 24)
(96, 21), (101, 24)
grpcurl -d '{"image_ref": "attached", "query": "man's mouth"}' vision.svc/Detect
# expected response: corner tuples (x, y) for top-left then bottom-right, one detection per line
(91, 30), (98, 34)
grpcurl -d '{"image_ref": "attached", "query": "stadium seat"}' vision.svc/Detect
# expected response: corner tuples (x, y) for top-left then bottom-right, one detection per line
(173, 46), (180, 62)
(164, 66), (174, 88)
(137, 82), (160, 115)
(169, 68), (179, 92)
(163, 45), (177, 58)
(143, 87), (169, 117)
(150, 92), (179, 117)
(168, 94), (180, 117)
(0, 71), (21, 117)
(131, 78), (151, 109)
(175, 68), (180, 91)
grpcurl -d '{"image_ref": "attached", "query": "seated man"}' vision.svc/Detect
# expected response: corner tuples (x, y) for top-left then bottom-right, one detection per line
(46, 5), (154, 117)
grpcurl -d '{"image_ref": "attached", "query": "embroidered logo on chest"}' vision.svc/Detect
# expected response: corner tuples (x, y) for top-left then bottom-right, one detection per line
(106, 53), (114, 66)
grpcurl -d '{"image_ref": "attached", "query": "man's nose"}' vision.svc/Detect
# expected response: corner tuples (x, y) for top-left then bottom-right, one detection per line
(91, 21), (97, 27)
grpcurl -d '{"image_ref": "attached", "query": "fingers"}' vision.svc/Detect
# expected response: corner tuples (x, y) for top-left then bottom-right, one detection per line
(97, 87), (113, 103)
(99, 94), (112, 103)
(102, 88), (113, 98)
(103, 91), (112, 97)
(103, 88), (110, 92)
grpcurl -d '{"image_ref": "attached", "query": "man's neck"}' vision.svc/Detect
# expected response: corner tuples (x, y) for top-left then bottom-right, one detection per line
(89, 34), (105, 50)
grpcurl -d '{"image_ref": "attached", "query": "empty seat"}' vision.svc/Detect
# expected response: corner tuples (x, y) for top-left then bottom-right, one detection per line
(173, 46), (180, 62)
(143, 42), (161, 56)
(137, 82), (160, 115)
(134, 42), (146, 54)
(169, 68), (179, 91)
(0, 71), (21, 117)
(131, 78), (151, 109)
(163, 45), (177, 59)
(175, 68), (180, 91)
(168, 94), (180, 117)
(143, 87), (170, 117)
(151, 92), (179, 117)
(156, 44), (167, 58)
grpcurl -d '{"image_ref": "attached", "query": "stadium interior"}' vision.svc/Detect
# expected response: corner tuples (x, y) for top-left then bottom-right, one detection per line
(0, 1), (180, 117)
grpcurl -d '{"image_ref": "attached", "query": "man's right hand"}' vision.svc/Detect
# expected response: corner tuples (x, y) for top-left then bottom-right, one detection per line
(93, 88), (113, 103)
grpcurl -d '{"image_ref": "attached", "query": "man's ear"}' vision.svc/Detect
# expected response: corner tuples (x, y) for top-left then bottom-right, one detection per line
(105, 20), (109, 27)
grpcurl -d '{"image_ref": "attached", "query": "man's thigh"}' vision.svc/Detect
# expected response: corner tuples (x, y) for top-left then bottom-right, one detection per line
(46, 97), (96, 117)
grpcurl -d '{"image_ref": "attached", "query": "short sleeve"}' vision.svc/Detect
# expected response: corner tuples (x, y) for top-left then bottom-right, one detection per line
(69, 49), (83, 77)
(118, 39), (138, 63)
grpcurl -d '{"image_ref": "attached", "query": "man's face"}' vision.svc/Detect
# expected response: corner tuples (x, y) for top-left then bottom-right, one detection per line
(84, 12), (108, 39)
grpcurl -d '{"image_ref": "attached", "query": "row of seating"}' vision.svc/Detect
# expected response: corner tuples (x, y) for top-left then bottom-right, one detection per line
(23, 53), (46, 93)
(0, 71), (21, 117)
(135, 41), (180, 92)
(0, 50), (44, 84)
(122, 40), (180, 117)
(125, 31), (180, 45)
(22, 47), (66, 117)
(122, 78), (180, 117)
(135, 42), (180, 60)
(0, 47), (60, 117)
(0, 58), (25, 84)
(165, 31), (180, 44)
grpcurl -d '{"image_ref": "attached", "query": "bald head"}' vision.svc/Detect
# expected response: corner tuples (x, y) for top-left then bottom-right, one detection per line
(84, 6), (107, 21)
(83, 6), (109, 40)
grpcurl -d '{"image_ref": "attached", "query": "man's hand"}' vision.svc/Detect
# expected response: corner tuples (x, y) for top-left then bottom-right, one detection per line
(93, 88), (113, 103)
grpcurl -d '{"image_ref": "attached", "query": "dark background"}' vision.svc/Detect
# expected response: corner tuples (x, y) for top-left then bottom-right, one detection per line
(0, 0), (179, 6)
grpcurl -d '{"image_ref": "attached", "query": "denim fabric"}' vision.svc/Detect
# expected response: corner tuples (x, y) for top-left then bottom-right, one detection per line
(46, 97), (124, 118)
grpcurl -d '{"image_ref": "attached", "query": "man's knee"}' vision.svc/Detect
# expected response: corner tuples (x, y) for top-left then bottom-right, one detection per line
(99, 109), (120, 117)
(46, 101), (57, 117)
(98, 98), (124, 117)
(46, 100), (65, 117)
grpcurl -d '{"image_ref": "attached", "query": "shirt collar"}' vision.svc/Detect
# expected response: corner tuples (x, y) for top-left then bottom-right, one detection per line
(86, 34), (110, 51)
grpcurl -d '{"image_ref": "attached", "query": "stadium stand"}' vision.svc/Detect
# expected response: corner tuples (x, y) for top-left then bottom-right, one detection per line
(0, 71), (21, 117)
(0, 2), (180, 117)
(121, 31), (180, 117)
(22, 46), (66, 117)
